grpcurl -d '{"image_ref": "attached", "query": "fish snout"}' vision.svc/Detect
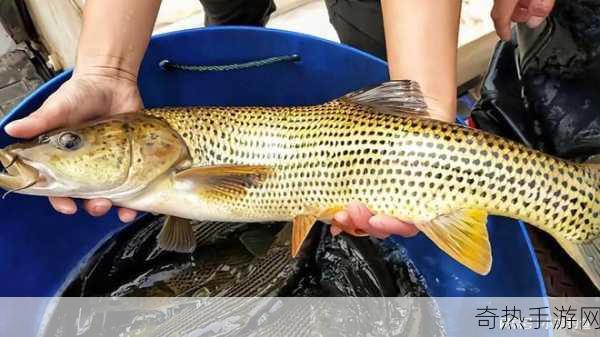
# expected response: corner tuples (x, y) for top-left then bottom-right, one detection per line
(0, 148), (39, 192)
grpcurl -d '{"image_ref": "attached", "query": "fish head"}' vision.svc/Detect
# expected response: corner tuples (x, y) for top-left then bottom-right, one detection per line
(0, 114), (190, 199)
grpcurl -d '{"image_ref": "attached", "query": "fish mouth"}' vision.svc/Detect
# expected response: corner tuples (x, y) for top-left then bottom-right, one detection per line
(0, 148), (40, 196)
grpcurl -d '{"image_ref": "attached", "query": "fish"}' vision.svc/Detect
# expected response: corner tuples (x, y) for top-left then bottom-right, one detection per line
(0, 80), (598, 287)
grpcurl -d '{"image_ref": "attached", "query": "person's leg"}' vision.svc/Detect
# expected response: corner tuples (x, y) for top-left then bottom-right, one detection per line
(199, 0), (276, 26)
(324, 0), (386, 60)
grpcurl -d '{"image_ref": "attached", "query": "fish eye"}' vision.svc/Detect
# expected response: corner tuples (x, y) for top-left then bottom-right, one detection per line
(57, 132), (82, 151)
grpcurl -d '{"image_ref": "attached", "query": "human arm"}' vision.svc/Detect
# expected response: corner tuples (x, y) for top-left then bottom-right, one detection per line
(4, 0), (161, 221)
(333, 0), (461, 238)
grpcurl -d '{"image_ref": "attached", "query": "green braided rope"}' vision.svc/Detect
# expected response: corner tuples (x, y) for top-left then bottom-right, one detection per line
(159, 54), (300, 72)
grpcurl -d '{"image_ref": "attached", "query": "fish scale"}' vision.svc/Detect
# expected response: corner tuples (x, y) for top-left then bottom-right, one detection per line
(2, 80), (598, 288)
(145, 102), (598, 243)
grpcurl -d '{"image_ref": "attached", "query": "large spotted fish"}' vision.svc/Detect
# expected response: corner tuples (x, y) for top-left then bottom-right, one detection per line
(0, 81), (598, 287)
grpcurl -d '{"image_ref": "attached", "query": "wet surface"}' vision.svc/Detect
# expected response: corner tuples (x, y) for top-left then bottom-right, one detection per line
(41, 214), (445, 336)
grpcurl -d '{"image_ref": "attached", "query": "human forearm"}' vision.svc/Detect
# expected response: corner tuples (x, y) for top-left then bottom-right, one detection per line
(74, 0), (162, 82)
(381, 0), (461, 122)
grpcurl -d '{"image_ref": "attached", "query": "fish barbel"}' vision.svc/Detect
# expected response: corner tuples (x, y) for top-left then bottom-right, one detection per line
(1, 81), (598, 287)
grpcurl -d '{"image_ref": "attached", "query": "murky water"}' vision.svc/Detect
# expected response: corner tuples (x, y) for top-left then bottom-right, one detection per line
(40, 215), (445, 336)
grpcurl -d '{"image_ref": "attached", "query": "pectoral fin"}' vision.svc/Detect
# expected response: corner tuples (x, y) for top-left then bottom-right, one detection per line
(415, 208), (492, 275)
(291, 214), (318, 257)
(174, 164), (273, 199)
(158, 216), (196, 253)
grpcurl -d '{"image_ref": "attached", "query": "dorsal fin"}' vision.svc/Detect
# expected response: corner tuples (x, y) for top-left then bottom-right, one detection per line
(341, 80), (428, 115)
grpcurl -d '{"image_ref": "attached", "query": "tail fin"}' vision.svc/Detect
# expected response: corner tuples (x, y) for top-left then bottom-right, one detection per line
(556, 236), (600, 289)
(557, 158), (600, 289)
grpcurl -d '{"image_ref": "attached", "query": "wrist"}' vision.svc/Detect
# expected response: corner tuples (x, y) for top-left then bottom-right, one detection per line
(424, 96), (456, 123)
(74, 54), (139, 84)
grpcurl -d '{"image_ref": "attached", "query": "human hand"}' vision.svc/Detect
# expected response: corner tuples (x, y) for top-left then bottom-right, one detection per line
(331, 202), (419, 240)
(4, 69), (142, 222)
(492, 0), (556, 41)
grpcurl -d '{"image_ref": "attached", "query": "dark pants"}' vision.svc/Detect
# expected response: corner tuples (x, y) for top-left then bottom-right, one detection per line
(199, 0), (387, 60)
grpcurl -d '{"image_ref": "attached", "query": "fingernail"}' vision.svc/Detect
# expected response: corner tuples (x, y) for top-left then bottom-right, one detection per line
(120, 211), (137, 223)
(330, 226), (342, 236)
(57, 205), (76, 215)
(526, 16), (545, 28)
(4, 120), (19, 133)
(91, 206), (104, 215)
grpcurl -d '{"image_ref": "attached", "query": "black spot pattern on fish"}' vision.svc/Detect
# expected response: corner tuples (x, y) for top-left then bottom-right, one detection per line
(144, 103), (599, 242)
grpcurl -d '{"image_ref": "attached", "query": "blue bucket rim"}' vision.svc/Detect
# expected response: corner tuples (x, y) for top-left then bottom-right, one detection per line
(3, 26), (388, 128)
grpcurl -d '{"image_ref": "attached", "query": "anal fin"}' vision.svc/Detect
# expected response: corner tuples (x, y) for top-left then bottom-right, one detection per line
(416, 208), (492, 275)
(291, 214), (317, 257)
(158, 216), (196, 253)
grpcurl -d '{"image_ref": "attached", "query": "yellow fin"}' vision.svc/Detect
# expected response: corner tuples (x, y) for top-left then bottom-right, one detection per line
(416, 208), (492, 275)
(174, 164), (272, 199)
(158, 216), (196, 253)
(291, 214), (317, 257)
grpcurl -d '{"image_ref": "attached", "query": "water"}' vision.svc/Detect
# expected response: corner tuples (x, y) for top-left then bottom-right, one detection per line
(40, 214), (445, 336)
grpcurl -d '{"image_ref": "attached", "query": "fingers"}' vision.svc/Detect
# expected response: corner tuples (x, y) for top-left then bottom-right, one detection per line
(50, 196), (136, 223)
(332, 202), (418, 239)
(49, 197), (77, 215)
(83, 199), (112, 217)
(333, 210), (389, 239)
(528, 0), (554, 17)
(334, 202), (375, 235)
(511, 5), (531, 23)
(330, 225), (343, 236)
(527, 0), (555, 28)
(4, 96), (70, 139)
(369, 214), (420, 237)
(118, 208), (137, 223)
(492, 0), (556, 41)
(491, 0), (521, 41)
(344, 201), (373, 230)
(526, 16), (545, 28)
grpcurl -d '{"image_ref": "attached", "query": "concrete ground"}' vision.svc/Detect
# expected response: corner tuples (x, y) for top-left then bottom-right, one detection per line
(155, 0), (494, 46)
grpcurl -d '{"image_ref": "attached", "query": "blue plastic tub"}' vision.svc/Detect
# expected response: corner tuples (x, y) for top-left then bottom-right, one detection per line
(0, 26), (546, 333)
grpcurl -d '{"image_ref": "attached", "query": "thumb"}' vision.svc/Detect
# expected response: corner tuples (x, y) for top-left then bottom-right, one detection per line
(4, 96), (70, 139)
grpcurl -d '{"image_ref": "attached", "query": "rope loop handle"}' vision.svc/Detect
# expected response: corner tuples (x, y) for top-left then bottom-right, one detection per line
(159, 54), (300, 72)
